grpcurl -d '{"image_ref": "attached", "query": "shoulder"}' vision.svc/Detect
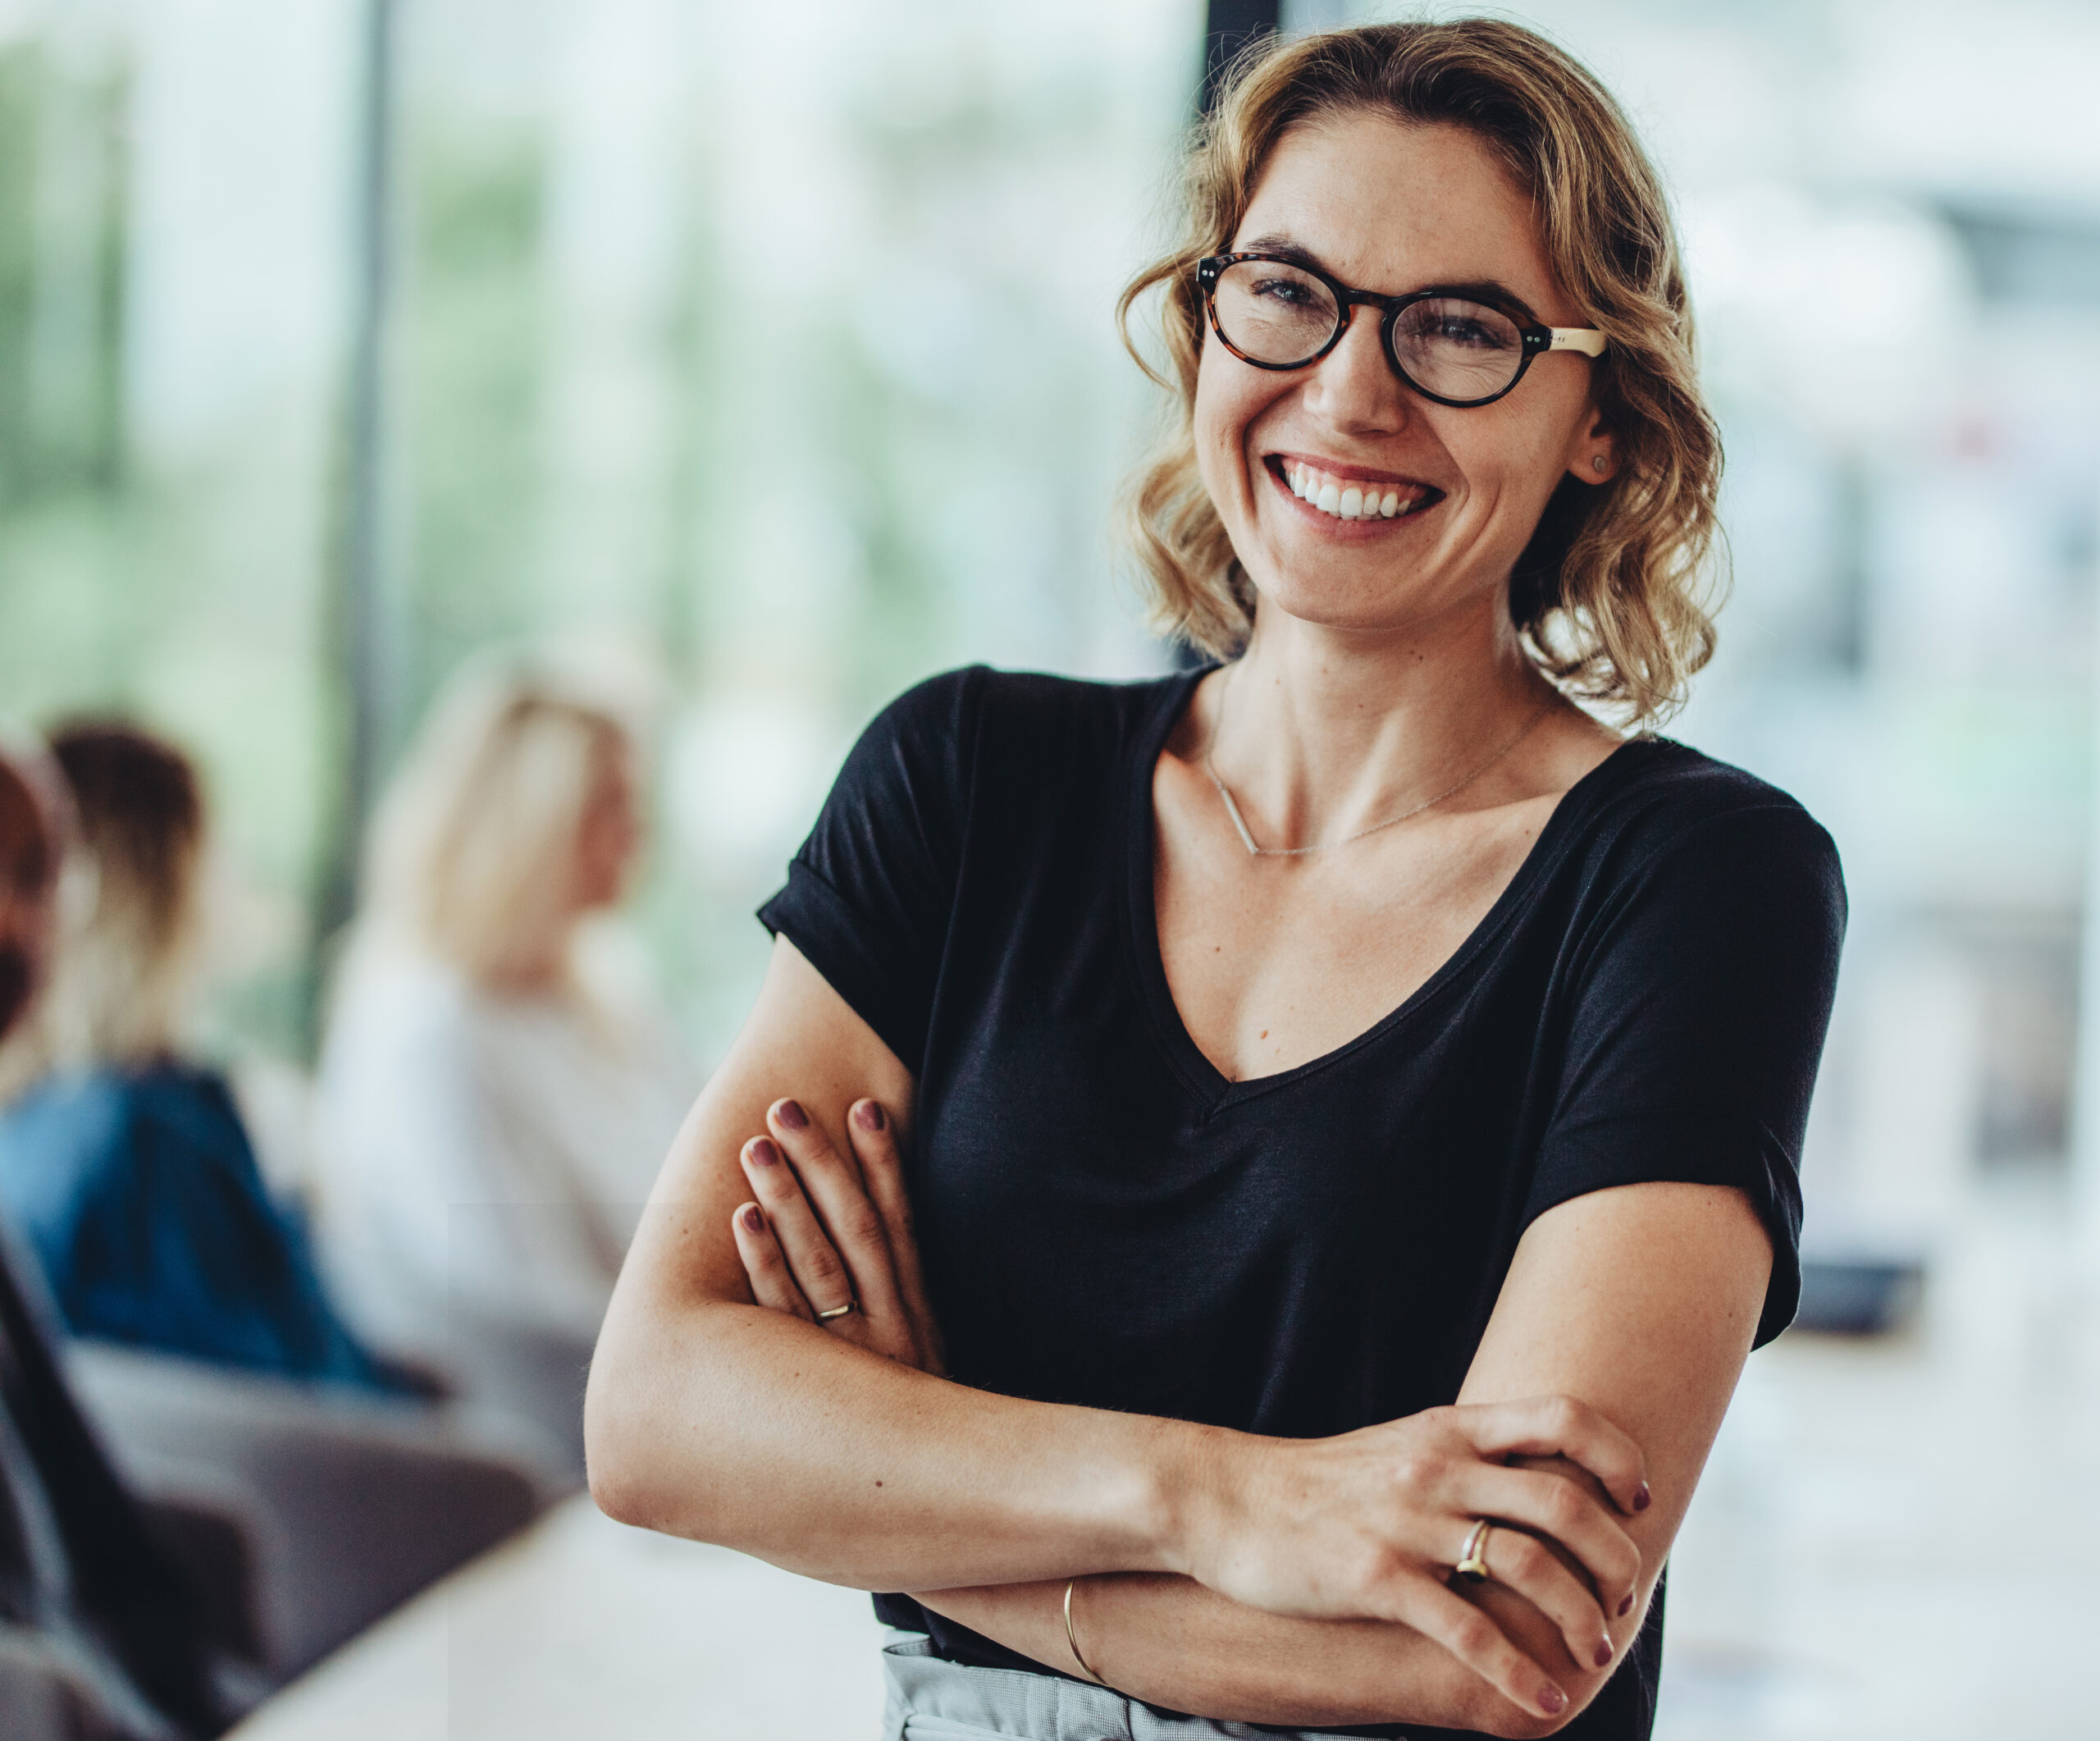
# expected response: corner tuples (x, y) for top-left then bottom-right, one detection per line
(1572, 738), (1842, 895)
(124, 1063), (257, 1158)
(327, 946), (473, 1049)
(858, 665), (1183, 763)
(824, 665), (1187, 834)
(0, 1066), (231, 1226)
(0, 1071), (136, 1199)
(1540, 738), (1847, 986)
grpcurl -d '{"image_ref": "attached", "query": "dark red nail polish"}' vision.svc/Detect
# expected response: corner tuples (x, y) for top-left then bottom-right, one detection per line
(740, 1204), (764, 1231)
(1538, 1685), (1567, 1716)
(1632, 1482), (1651, 1512)
(1593, 1639), (1614, 1668)
(1618, 1592), (1634, 1617)
(855, 1100), (885, 1132)
(776, 1099), (809, 1131)
(747, 1137), (780, 1166)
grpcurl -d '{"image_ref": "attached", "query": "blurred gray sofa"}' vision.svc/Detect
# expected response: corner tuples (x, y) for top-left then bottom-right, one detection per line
(66, 1343), (565, 1687)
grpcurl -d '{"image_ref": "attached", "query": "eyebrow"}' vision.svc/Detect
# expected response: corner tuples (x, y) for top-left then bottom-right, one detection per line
(1232, 234), (1541, 322)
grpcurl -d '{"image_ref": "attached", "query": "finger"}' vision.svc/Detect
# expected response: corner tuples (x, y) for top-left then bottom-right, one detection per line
(740, 1135), (856, 1317)
(767, 1099), (911, 1327)
(846, 1099), (943, 1362)
(730, 1203), (815, 1320)
(1395, 1579), (1569, 1725)
(1459, 1519), (1618, 1676)
(1464, 1395), (1650, 1516)
(1461, 1464), (1641, 1616)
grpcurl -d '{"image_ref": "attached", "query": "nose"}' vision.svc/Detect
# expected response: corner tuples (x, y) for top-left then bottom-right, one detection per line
(1307, 302), (1410, 433)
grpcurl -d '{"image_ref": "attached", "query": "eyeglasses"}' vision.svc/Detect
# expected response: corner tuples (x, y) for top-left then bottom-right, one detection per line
(1196, 253), (1607, 409)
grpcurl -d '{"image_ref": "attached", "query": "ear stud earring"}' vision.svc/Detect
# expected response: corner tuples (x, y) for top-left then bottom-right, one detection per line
(1591, 455), (1607, 473)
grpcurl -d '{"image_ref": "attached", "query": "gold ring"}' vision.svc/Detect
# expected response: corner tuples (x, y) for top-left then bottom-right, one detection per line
(1454, 1519), (1493, 1583)
(815, 1302), (856, 1321)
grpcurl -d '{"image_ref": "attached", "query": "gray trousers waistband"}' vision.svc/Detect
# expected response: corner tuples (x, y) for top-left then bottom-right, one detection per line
(880, 1633), (1387, 1741)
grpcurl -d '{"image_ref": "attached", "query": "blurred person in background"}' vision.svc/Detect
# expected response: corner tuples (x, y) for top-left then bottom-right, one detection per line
(0, 736), (62, 1046)
(315, 660), (695, 1463)
(589, 21), (1843, 1741)
(0, 735), (236, 1741)
(0, 722), (404, 1395)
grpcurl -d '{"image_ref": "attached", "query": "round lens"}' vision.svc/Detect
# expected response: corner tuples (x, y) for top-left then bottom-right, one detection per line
(1211, 259), (1340, 368)
(1390, 298), (1525, 403)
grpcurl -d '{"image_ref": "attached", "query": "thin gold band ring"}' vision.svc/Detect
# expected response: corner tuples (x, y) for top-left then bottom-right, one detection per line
(1454, 1519), (1493, 1583)
(815, 1302), (856, 1321)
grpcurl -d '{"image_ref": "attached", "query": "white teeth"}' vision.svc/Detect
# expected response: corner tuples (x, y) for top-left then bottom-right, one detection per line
(1285, 464), (1427, 522)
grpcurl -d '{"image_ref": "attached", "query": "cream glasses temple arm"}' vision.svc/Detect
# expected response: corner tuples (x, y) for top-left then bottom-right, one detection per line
(1547, 327), (1608, 356)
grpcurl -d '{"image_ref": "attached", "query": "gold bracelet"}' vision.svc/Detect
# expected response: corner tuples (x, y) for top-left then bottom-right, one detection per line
(1062, 1577), (1107, 1687)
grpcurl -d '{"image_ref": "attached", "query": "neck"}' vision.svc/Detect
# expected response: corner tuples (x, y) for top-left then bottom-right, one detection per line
(480, 923), (578, 997)
(1208, 594), (1554, 848)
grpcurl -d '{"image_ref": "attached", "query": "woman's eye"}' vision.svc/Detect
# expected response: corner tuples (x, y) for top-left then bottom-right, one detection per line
(1430, 318), (1508, 349)
(1252, 277), (1316, 306)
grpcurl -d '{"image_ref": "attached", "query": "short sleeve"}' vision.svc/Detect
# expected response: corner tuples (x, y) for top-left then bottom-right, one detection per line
(1526, 803), (1847, 1347)
(756, 668), (985, 1073)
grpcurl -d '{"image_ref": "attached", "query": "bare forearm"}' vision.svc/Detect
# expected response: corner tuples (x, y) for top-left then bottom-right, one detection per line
(913, 1575), (1562, 1737)
(587, 1287), (1199, 1590)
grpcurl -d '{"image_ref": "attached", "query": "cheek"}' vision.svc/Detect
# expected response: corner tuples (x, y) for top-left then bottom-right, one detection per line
(1192, 350), (1269, 505)
(1448, 412), (1573, 518)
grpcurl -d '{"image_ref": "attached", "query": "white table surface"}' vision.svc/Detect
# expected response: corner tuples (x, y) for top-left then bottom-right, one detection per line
(226, 1493), (886, 1741)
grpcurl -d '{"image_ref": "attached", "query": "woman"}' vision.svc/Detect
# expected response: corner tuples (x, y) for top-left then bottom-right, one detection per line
(0, 737), (233, 1741)
(0, 722), (401, 1391)
(587, 22), (1843, 1741)
(316, 660), (695, 1461)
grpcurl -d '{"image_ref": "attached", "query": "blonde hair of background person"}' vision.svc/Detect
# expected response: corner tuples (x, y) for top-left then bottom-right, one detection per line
(362, 664), (642, 992)
(0, 724), (203, 1103)
(587, 21), (1842, 1741)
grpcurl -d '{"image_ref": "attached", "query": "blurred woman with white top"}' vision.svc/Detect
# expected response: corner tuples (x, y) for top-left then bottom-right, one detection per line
(316, 661), (696, 1469)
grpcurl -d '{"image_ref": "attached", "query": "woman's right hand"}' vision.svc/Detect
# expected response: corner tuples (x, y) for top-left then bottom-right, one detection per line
(730, 1094), (946, 1376)
(1177, 1397), (1649, 1717)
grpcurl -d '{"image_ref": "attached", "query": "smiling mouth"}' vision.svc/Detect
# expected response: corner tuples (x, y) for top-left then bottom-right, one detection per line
(1267, 456), (1443, 523)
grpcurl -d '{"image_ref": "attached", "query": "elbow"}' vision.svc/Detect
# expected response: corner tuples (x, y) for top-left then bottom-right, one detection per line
(582, 1345), (651, 1529)
(582, 1313), (698, 1535)
(582, 1295), (748, 1539)
(584, 1433), (650, 1532)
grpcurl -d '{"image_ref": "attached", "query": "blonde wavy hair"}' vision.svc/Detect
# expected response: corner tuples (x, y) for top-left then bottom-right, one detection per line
(1118, 19), (1724, 725)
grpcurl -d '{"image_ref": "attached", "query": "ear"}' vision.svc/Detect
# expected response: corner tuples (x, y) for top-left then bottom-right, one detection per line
(1565, 407), (1616, 486)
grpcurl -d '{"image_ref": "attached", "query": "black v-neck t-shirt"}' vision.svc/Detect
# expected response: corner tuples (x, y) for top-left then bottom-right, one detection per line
(758, 666), (1846, 1740)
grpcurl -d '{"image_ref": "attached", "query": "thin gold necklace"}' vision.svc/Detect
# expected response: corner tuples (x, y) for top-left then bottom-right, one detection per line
(1203, 665), (1552, 858)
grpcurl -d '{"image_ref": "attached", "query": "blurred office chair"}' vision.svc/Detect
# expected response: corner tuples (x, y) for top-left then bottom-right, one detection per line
(66, 1345), (559, 1684)
(0, 1223), (236, 1740)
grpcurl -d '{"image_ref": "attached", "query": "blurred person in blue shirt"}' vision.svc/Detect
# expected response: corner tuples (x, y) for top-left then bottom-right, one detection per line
(0, 720), (403, 1393)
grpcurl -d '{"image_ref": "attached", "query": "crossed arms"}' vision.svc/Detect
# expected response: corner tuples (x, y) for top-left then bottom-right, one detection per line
(585, 939), (1770, 1738)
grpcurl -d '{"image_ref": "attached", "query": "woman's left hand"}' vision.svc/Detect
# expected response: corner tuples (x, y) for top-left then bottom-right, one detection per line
(731, 1096), (946, 1376)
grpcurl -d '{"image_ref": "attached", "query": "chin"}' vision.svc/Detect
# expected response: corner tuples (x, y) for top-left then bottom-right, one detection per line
(1249, 561), (1450, 641)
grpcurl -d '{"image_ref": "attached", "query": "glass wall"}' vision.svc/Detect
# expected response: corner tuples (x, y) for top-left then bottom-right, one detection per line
(0, 0), (1199, 1061)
